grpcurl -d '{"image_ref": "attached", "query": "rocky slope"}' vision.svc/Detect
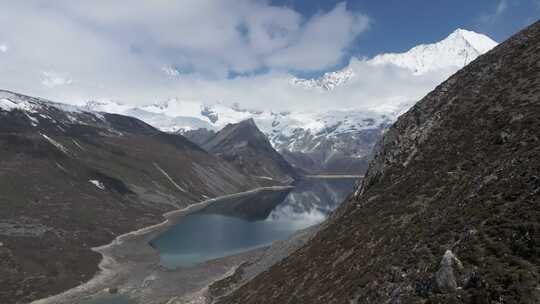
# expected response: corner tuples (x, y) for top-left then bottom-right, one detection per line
(215, 21), (540, 304)
(0, 90), (258, 304)
(199, 119), (297, 184)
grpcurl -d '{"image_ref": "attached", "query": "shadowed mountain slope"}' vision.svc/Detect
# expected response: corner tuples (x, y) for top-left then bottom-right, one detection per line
(216, 21), (540, 304)
(201, 119), (297, 184)
(0, 90), (258, 304)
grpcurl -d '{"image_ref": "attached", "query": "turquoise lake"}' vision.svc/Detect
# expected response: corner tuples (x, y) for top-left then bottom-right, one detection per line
(150, 177), (357, 268)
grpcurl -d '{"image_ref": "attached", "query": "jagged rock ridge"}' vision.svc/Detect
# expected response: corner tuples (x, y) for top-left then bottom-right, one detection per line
(200, 119), (297, 184)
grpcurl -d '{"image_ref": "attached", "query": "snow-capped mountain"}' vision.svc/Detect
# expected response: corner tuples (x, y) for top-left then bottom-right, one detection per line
(84, 97), (402, 174)
(369, 28), (498, 74)
(84, 28), (497, 174)
(292, 28), (498, 90)
(83, 99), (216, 132)
(290, 68), (355, 90)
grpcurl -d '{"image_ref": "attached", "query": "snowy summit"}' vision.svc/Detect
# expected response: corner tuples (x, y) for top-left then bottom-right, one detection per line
(292, 29), (498, 90)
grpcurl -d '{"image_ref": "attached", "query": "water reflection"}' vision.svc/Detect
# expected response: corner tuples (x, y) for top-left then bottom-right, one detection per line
(151, 177), (357, 268)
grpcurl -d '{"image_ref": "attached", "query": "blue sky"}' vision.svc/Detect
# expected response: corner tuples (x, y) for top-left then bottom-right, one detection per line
(274, 0), (539, 75)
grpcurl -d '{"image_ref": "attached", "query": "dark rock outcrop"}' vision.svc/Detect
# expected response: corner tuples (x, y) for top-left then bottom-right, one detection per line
(215, 21), (540, 304)
(201, 119), (297, 184)
(182, 127), (216, 147)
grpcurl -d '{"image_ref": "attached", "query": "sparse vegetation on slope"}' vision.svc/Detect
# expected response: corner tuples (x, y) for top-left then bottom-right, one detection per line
(215, 21), (540, 304)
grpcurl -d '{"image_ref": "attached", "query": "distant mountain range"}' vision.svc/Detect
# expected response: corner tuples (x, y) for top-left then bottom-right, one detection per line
(84, 29), (497, 175)
(85, 98), (401, 175)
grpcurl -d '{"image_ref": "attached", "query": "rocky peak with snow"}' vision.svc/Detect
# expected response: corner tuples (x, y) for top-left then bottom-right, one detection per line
(369, 28), (498, 74)
(290, 68), (355, 90)
(291, 28), (497, 91)
(81, 94), (408, 175)
(201, 118), (297, 183)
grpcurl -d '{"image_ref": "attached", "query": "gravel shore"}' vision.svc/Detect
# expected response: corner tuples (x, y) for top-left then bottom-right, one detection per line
(31, 186), (297, 304)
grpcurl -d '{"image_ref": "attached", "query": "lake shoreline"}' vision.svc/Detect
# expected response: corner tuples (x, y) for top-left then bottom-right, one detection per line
(31, 186), (294, 304)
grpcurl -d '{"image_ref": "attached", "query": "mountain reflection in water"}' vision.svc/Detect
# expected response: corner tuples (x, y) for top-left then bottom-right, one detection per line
(151, 177), (358, 268)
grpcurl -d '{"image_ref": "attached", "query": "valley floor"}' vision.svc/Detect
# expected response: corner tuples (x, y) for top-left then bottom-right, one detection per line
(31, 186), (305, 304)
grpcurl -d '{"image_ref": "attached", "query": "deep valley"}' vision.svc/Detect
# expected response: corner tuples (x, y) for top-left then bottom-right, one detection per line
(0, 4), (538, 304)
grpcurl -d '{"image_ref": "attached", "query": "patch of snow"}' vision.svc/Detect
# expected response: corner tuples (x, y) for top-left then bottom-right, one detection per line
(40, 133), (70, 154)
(291, 68), (355, 91)
(0, 98), (38, 113)
(25, 113), (39, 127)
(48, 101), (86, 114)
(89, 180), (106, 190)
(55, 162), (68, 173)
(153, 162), (186, 192)
(72, 139), (86, 151)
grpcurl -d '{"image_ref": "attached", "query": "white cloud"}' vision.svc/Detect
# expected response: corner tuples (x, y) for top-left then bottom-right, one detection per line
(0, 1), (372, 102)
(0, 1), (444, 114)
(0, 43), (7, 53)
(50, 0), (366, 74)
(478, 0), (508, 25)
(133, 58), (454, 113)
(41, 71), (73, 88)
(265, 3), (370, 71)
(496, 0), (508, 15)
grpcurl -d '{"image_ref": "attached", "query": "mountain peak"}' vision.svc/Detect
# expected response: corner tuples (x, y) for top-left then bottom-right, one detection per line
(202, 118), (297, 183)
(368, 28), (498, 75)
(291, 29), (497, 91)
(238, 118), (257, 127)
(446, 28), (498, 54)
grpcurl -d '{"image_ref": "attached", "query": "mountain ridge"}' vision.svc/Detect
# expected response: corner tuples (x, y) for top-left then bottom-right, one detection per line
(214, 21), (540, 304)
(201, 119), (297, 184)
(0, 89), (260, 304)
